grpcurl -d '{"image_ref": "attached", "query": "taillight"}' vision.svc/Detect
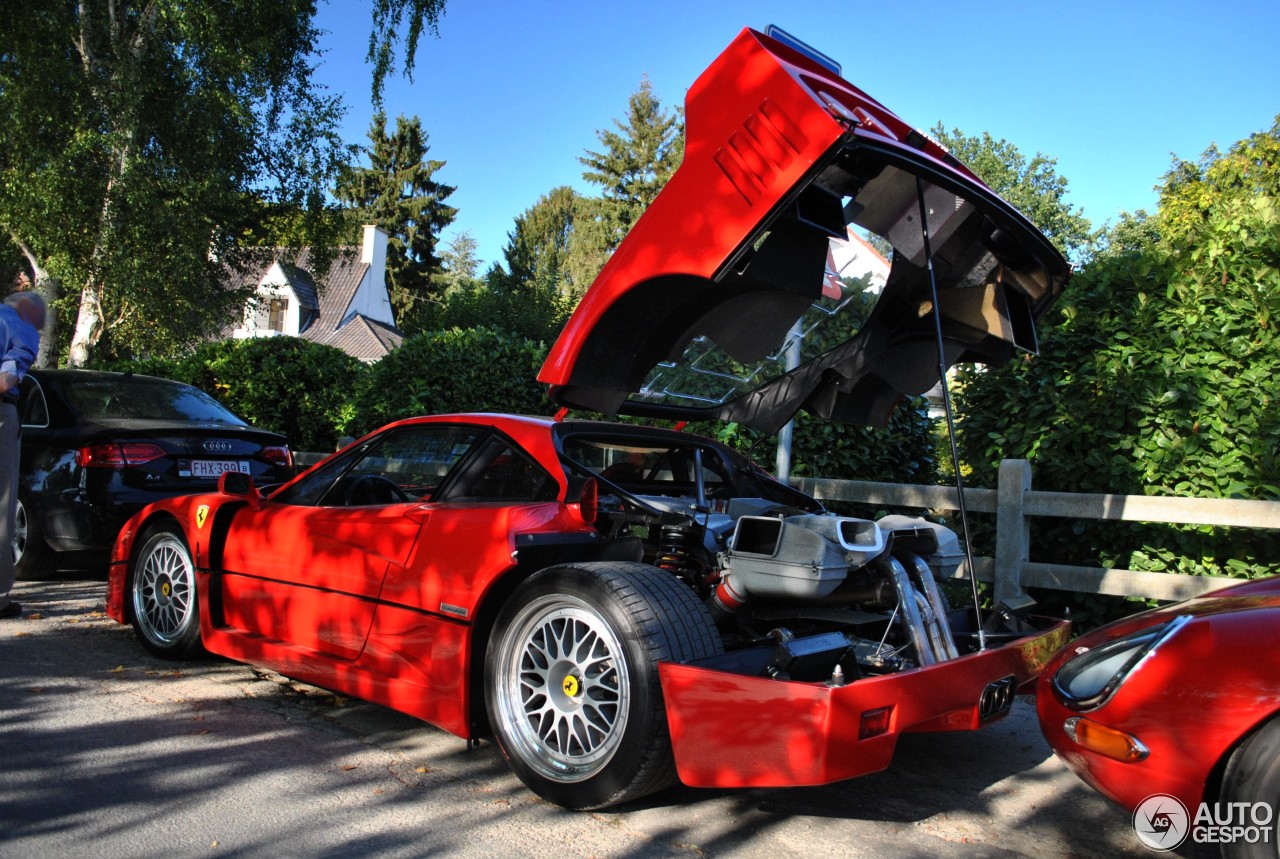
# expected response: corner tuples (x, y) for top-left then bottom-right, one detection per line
(259, 445), (292, 468)
(77, 442), (167, 468)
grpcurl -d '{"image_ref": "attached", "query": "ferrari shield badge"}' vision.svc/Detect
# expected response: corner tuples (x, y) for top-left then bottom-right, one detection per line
(195, 505), (209, 530)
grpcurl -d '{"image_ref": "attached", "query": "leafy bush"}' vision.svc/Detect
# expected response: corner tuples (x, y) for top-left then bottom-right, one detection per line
(411, 277), (572, 343)
(177, 337), (364, 452)
(347, 327), (553, 436)
(956, 120), (1280, 623)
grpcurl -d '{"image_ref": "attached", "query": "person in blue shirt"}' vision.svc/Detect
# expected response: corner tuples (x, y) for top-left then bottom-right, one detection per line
(1, 290), (45, 619)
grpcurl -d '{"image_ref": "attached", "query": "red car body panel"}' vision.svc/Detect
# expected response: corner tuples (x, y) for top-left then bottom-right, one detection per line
(538, 27), (1068, 433)
(540, 27), (967, 387)
(662, 620), (1069, 787)
(1037, 577), (1280, 812)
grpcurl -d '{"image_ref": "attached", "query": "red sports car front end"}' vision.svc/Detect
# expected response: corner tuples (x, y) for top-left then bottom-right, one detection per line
(1037, 578), (1280, 816)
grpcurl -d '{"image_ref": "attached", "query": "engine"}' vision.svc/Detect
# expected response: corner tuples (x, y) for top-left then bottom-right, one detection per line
(592, 490), (969, 683)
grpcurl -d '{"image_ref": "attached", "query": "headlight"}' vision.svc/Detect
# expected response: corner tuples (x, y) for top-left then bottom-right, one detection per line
(1052, 615), (1190, 711)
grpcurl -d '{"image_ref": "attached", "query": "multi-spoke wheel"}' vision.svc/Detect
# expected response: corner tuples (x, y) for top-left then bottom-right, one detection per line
(486, 562), (722, 809)
(130, 522), (202, 659)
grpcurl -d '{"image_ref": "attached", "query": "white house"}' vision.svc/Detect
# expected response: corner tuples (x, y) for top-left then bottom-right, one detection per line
(232, 225), (403, 362)
(826, 227), (890, 294)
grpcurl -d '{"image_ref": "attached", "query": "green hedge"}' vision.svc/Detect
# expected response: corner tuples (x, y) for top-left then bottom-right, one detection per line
(345, 327), (554, 436)
(97, 337), (362, 452)
(180, 338), (364, 452)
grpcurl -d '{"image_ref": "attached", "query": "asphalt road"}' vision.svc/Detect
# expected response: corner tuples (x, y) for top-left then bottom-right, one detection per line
(1, 579), (1191, 859)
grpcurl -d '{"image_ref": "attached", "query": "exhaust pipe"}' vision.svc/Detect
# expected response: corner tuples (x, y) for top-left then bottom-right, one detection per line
(880, 554), (958, 667)
(905, 553), (959, 661)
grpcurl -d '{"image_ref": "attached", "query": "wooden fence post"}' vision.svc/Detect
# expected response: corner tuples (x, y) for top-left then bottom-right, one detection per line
(994, 459), (1033, 606)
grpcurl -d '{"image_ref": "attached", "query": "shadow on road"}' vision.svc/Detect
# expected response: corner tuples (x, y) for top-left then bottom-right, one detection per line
(2, 579), (1200, 858)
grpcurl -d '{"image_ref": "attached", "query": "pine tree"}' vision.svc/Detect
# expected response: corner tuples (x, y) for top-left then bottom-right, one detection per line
(337, 112), (458, 327)
(579, 78), (683, 250)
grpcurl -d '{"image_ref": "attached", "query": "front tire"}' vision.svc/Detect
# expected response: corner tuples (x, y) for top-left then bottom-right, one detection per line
(486, 562), (722, 809)
(129, 522), (202, 659)
(1220, 717), (1280, 859)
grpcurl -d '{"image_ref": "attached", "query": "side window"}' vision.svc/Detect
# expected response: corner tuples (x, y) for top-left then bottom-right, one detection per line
(18, 376), (48, 427)
(274, 425), (486, 507)
(440, 437), (558, 503)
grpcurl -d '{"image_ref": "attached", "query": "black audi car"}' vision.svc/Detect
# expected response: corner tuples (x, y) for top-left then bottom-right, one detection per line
(13, 369), (293, 579)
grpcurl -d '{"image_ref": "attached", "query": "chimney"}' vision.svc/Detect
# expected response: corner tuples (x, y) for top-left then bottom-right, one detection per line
(362, 224), (388, 271)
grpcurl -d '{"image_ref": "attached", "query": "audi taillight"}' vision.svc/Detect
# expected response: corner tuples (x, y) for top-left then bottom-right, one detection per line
(259, 445), (292, 468)
(77, 442), (167, 468)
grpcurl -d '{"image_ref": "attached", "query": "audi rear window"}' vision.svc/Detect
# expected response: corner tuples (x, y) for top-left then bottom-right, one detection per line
(51, 376), (246, 425)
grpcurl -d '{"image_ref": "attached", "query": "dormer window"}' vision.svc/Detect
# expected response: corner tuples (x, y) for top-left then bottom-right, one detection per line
(268, 298), (289, 333)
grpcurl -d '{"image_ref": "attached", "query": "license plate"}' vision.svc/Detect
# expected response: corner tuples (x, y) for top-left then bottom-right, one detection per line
(182, 460), (251, 479)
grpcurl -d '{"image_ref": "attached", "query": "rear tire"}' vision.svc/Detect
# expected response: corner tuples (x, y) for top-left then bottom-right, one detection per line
(13, 491), (56, 581)
(485, 561), (722, 809)
(129, 523), (202, 659)
(1219, 717), (1280, 859)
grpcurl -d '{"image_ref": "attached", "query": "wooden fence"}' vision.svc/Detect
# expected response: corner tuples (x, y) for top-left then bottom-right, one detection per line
(793, 459), (1280, 605)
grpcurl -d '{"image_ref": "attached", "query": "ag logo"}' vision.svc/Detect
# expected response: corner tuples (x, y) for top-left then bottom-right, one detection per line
(1133, 793), (1190, 851)
(195, 505), (210, 530)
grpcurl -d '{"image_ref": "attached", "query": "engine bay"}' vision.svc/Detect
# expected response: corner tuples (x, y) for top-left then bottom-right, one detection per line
(558, 428), (1045, 691)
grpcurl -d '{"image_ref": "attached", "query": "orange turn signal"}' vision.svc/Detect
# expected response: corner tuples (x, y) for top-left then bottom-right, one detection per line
(1064, 716), (1148, 762)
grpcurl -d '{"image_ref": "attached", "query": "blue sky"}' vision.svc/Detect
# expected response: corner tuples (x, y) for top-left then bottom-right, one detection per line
(314, 0), (1280, 270)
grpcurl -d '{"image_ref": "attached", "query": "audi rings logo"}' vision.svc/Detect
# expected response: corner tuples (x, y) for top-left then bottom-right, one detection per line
(203, 439), (233, 454)
(1134, 794), (1190, 851)
(978, 675), (1017, 720)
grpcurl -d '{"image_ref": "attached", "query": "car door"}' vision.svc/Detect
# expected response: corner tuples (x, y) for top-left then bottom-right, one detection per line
(375, 434), (562, 617)
(217, 423), (488, 661)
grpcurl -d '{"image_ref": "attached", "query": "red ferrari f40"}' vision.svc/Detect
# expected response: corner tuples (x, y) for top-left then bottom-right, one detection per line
(107, 25), (1072, 809)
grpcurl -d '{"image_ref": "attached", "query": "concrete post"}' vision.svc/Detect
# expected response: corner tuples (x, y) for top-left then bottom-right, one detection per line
(994, 459), (1033, 606)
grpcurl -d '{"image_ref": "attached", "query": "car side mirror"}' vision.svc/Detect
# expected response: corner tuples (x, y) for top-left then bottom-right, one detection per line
(219, 470), (262, 511)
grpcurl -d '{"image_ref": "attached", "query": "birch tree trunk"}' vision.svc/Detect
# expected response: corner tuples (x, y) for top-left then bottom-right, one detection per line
(11, 237), (60, 368)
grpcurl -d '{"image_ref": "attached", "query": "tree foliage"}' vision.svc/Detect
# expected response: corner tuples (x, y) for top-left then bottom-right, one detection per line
(367, 0), (447, 106)
(1, 1), (451, 368)
(493, 186), (612, 302)
(336, 111), (458, 332)
(0, 1), (351, 366)
(956, 117), (1280, 616)
(579, 78), (684, 251)
(930, 124), (1095, 262)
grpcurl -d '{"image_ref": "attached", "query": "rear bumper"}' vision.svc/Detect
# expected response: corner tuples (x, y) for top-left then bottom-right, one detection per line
(659, 619), (1069, 787)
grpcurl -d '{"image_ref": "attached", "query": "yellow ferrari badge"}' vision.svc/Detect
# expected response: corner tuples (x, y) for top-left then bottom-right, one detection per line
(195, 505), (210, 530)
(562, 675), (580, 697)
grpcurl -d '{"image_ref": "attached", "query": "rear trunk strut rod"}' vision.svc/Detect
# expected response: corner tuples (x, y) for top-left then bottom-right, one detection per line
(915, 175), (986, 651)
